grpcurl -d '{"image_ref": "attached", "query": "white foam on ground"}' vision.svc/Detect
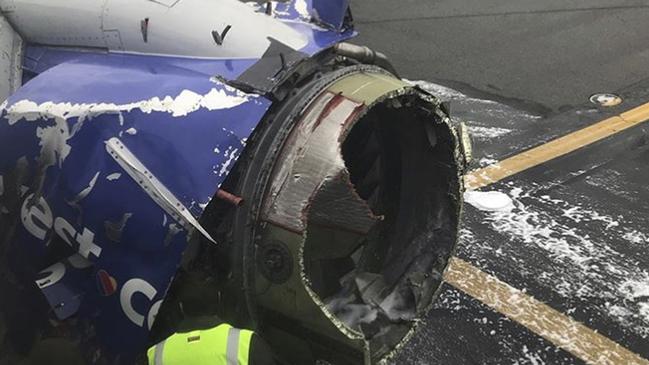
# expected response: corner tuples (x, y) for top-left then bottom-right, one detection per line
(622, 230), (649, 245)
(621, 276), (649, 299)
(407, 80), (540, 151)
(513, 346), (546, 365)
(407, 79), (476, 101)
(478, 157), (499, 167)
(467, 125), (512, 139)
(464, 185), (649, 337)
(464, 191), (514, 212)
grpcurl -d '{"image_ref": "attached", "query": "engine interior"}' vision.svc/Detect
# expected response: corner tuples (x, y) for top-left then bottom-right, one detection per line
(302, 94), (461, 360)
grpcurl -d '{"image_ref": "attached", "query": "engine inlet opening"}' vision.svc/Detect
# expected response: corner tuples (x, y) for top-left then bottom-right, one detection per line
(303, 95), (460, 359)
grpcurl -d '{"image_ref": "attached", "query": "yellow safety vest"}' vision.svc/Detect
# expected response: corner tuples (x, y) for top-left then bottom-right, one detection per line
(147, 323), (253, 365)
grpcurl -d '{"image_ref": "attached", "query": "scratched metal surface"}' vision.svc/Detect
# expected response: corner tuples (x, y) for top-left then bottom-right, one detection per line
(0, 0), (356, 360)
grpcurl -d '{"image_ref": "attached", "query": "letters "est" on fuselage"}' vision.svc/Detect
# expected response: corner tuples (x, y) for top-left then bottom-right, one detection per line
(21, 193), (102, 259)
(21, 193), (162, 329)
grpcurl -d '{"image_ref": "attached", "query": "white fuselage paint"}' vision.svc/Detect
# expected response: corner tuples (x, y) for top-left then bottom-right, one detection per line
(3, 87), (253, 125)
(463, 190), (514, 212)
(1, 86), (252, 174)
(120, 278), (163, 329)
(0, 0), (308, 58)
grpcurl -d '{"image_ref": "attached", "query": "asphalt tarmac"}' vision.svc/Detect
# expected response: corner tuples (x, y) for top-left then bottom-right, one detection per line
(354, 0), (649, 114)
(353, 1), (649, 363)
(2, 2), (648, 364)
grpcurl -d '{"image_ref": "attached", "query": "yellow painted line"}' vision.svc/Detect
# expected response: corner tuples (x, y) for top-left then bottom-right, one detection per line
(446, 102), (649, 363)
(444, 258), (649, 365)
(465, 101), (649, 190)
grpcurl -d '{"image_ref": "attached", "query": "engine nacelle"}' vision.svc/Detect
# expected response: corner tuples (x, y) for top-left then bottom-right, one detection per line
(205, 66), (466, 364)
(0, 1), (469, 363)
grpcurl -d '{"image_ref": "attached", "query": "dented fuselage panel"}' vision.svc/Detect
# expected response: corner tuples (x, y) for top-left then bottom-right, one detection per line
(0, 62), (271, 356)
(0, 0), (467, 364)
(0, 0), (358, 360)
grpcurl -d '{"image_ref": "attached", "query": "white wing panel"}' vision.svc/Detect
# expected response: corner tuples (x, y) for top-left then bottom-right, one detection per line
(1, 0), (105, 48)
(103, 0), (308, 58)
(0, 0), (308, 59)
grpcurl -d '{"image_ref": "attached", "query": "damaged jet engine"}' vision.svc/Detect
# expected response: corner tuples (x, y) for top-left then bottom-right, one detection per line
(0, 0), (470, 363)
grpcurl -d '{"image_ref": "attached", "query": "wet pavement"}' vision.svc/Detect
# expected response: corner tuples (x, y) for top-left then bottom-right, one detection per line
(353, 1), (649, 363)
(2, 2), (648, 364)
(354, 0), (649, 113)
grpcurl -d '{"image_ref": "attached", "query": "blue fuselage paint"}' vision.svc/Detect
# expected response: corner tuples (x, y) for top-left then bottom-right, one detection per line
(0, 8), (355, 359)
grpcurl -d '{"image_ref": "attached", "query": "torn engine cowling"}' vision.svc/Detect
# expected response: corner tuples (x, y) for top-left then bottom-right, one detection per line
(0, 2), (468, 362)
(203, 66), (468, 364)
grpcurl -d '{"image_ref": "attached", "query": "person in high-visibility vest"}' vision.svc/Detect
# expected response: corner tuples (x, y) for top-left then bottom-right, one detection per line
(147, 271), (275, 365)
(147, 322), (256, 365)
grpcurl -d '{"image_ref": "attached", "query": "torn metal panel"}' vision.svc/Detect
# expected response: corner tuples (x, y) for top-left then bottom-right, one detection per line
(1, 0), (353, 65)
(234, 37), (309, 94)
(8, 4), (355, 102)
(263, 92), (365, 232)
(104, 212), (132, 242)
(36, 255), (93, 320)
(0, 1), (463, 363)
(0, 63), (271, 357)
(230, 68), (464, 364)
(307, 171), (379, 235)
(105, 137), (215, 243)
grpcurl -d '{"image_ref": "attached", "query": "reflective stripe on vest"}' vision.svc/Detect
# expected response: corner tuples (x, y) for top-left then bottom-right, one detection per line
(147, 324), (253, 365)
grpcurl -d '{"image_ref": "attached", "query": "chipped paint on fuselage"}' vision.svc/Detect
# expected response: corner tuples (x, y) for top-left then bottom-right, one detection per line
(2, 87), (255, 175)
(0, 67), (272, 357)
(0, 0), (357, 359)
(3, 87), (254, 124)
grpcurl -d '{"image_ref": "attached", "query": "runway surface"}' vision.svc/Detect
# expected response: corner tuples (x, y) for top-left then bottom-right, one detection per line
(352, 1), (649, 363)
